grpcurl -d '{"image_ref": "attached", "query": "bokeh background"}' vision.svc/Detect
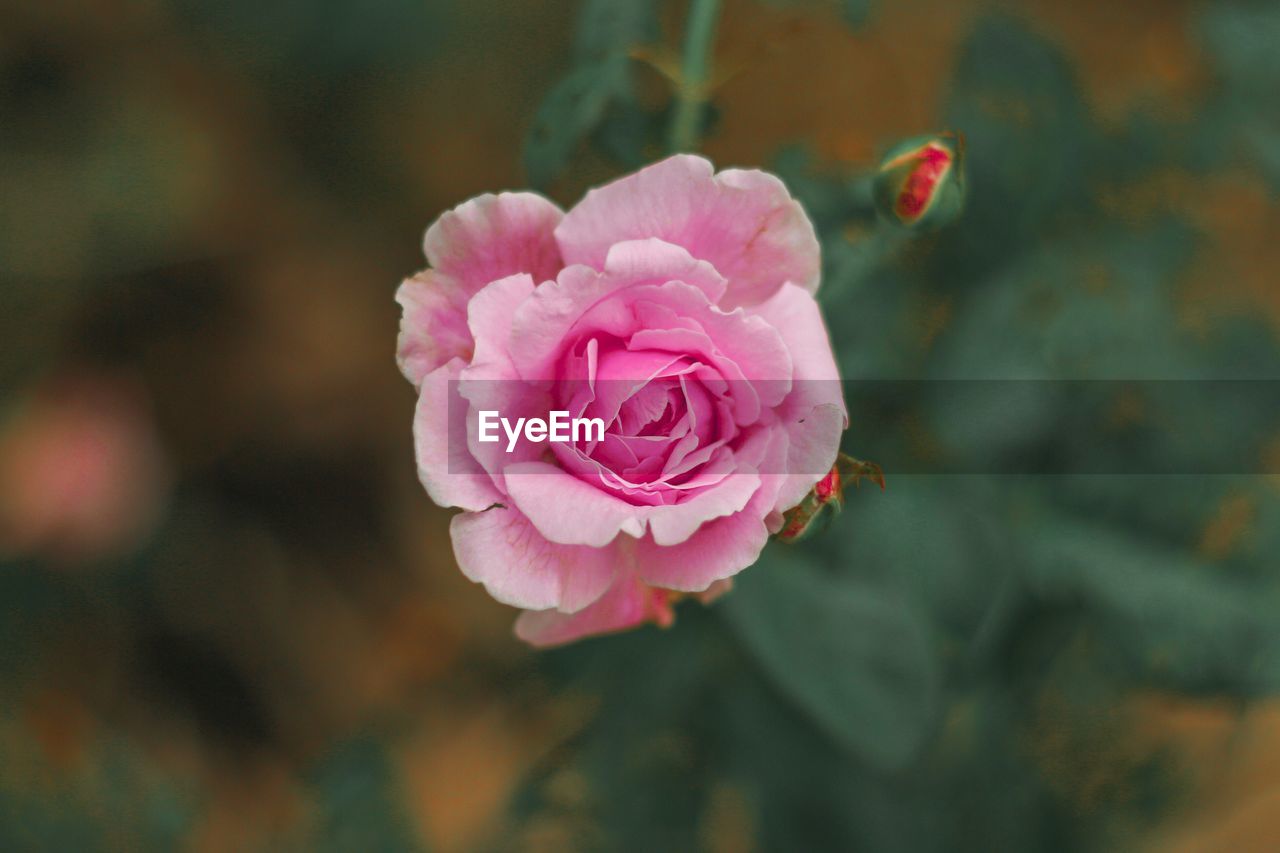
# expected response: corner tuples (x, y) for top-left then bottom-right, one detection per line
(3, 0), (1280, 849)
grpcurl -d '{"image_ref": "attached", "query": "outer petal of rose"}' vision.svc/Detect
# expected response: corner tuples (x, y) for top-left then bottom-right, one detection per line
(633, 432), (786, 591)
(504, 456), (761, 548)
(424, 192), (565, 291)
(699, 577), (733, 603)
(414, 358), (504, 511)
(455, 273), (546, 493)
(751, 283), (843, 389)
(771, 402), (845, 513)
(514, 573), (672, 648)
(504, 460), (647, 546)
(644, 425), (772, 545)
(466, 272), (537, 369)
(633, 502), (772, 593)
(461, 372), (549, 499)
(750, 282), (847, 511)
(508, 239), (726, 380)
(450, 506), (618, 613)
(395, 271), (473, 387)
(555, 154), (820, 308)
(645, 467), (760, 545)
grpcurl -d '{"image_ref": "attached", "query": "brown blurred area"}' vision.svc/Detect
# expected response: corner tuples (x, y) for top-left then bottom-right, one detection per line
(2, 0), (1279, 849)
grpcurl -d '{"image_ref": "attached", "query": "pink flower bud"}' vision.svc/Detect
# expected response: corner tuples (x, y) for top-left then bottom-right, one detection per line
(873, 132), (966, 229)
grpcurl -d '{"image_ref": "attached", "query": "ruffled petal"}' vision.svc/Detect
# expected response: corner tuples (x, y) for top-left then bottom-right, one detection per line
(504, 460), (647, 546)
(508, 239), (726, 380)
(399, 194), (562, 386)
(466, 272), (537, 368)
(633, 431), (786, 591)
(555, 155), (820, 307)
(395, 271), (472, 387)
(626, 280), (793, 419)
(451, 506), (618, 612)
(748, 282), (847, 511)
(633, 501), (773, 593)
(513, 571), (671, 648)
(772, 402), (845, 513)
(424, 192), (564, 291)
(455, 273), (548, 494)
(413, 358), (504, 511)
(644, 467), (760, 545)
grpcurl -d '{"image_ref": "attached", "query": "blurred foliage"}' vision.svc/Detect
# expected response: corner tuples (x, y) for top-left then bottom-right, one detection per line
(523, 0), (663, 187)
(2, 0), (1280, 850)
(497, 5), (1280, 853)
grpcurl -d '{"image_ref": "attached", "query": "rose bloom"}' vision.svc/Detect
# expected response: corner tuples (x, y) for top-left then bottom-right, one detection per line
(397, 155), (844, 646)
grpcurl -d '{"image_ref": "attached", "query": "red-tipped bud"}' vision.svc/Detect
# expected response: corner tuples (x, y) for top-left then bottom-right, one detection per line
(777, 454), (884, 543)
(873, 132), (965, 230)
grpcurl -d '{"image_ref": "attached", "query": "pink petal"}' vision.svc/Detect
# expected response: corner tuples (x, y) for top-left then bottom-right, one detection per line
(395, 271), (472, 387)
(772, 402), (845, 513)
(636, 286), (793, 388)
(614, 381), (673, 434)
(455, 274), (548, 493)
(645, 467), (761, 545)
(399, 195), (560, 387)
(424, 192), (564, 291)
(508, 239), (726, 380)
(556, 155), (820, 308)
(634, 431), (787, 591)
(450, 506), (618, 612)
(699, 577), (734, 603)
(626, 281), (794, 420)
(466, 272), (537, 368)
(514, 573), (672, 648)
(586, 348), (689, 426)
(458, 367), (550, 497)
(413, 358), (504, 512)
(750, 283), (843, 389)
(749, 283), (847, 511)
(600, 238), (728, 302)
(504, 460), (647, 546)
(634, 504), (773, 593)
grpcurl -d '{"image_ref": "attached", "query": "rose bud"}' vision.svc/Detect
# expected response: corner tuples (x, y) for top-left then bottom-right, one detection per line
(872, 132), (965, 230)
(778, 454), (884, 543)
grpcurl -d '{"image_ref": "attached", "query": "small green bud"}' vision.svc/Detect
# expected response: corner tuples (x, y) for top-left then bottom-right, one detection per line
(872, 132), (965, 230)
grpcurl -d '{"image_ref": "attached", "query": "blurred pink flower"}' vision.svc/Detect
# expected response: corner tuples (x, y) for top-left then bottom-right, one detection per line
(0, 374), (169, 564)
(397, 155), (843, 646)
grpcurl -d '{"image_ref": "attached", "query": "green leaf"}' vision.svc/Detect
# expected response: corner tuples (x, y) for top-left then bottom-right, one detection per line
(841, 0), (873, 29)
(942, 14), (1093, 267)
(308, 738), (426, 853)
(522, 0), (660, 188)
(1019, 513), (1280, 694)
(573, 0), (659, 61)
(723, 546), (940, 768)
(522, 55), (631, 188)
(1198, 1), (1280, 188)
(501, 608), (722, 851)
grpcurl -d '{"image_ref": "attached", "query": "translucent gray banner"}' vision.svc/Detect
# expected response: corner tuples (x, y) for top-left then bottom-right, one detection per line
(445, 379), (1280, 475)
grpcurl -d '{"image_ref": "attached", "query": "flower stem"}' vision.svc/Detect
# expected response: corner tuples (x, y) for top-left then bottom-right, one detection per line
(667, 0), (721, 153)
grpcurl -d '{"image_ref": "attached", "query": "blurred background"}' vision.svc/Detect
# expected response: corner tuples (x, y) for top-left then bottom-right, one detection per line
(3, 0), (1280, 849)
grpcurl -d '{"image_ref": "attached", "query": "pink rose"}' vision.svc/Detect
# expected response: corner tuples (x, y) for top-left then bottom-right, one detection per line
(397, 155), (845, 646)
